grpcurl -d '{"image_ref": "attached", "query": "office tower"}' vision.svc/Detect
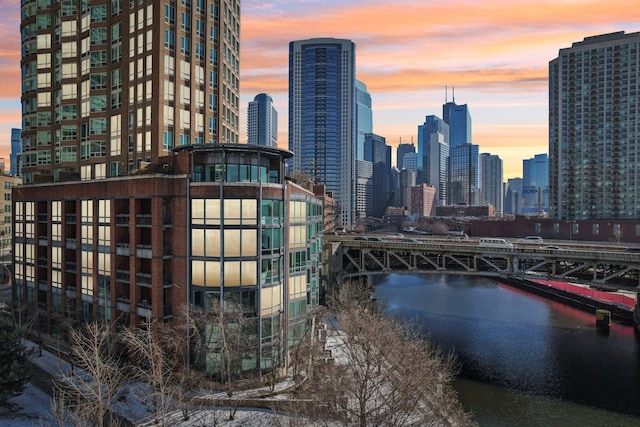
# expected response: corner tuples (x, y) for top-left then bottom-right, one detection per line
(10, 128), (22, 177)
(289, 38), (356, 228)
(399, 169), (416, 209)
(15, 1), (327, 375)
(247, 93), (278, 147)
(522, 153), (549, 214)
(480, 153), (503, 215)
(410, 184), (436, 217)
(364, 133), (392, 218)
(443, 97), (472, 149)
(355, 159), (373, 219)
(550, 31), (640, 220)
(448, 143), (480, 206)
(396, 142), (415, 170)
(355, 80), (373, 161)
(19, 0), (240, 185)
(402, 152), (419, 172)
(504, 177), (523, 215)
(418, 115), (449, 206)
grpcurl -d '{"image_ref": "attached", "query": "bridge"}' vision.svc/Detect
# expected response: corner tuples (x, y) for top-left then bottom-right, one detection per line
(327, 237), (640, 290)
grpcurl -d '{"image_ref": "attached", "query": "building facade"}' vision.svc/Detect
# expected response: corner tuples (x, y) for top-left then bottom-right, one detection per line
(364, 133), (392, 218)
(522, 153), (549, 214)
(447, 143), (480, 206)
(396, 142), (415, 171)
(13, 144), (324, 374)
(288, 38), (356, 229)
(355, 80), (372, 162)
(480, 153), (503, 215)
(442, 99), (471, 149)
(417, 115), (449, 207)
(10, 128), (22, 178)
(20, 0), (240, 185)
(503, 177), (523, 215)
(247, 93), (278, 147)
(549, 31), (640, 220)
(410, 184), (436, 218)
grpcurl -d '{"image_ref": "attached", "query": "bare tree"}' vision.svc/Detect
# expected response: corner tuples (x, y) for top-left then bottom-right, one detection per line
(53, 322), (125, 426)
(301, 281), (475, 427)
(122, 318), (179, 426)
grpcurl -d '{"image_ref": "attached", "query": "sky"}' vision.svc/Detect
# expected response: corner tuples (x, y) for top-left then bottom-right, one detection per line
(0, 0), (637, 178)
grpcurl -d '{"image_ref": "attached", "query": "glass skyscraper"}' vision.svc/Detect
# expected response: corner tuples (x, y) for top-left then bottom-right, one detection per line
(550, 31), (640, 220)
(355, 80), (373, 161)
(289, 38), (356, 228)
(247, 93), (278, 147)
(443, 99), (472, 148)
(522, 153), (549, 214)
(418, 115), (449, 206)
(10, 128), (22, 177)
(448, 143), (480, 206)
(480, 153), (503, 215)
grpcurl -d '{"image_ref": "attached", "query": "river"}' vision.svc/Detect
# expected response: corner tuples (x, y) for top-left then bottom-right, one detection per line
(373, 273), (640, 426)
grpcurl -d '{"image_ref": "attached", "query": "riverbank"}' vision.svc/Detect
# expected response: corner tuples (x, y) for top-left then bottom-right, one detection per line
(502, 277), (637, 325)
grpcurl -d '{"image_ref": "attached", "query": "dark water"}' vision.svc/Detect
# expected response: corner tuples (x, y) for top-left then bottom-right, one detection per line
(373, 274), (640, 426)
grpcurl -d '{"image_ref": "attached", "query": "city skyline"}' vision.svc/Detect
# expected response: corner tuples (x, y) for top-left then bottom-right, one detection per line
(0, 0), (637, 178)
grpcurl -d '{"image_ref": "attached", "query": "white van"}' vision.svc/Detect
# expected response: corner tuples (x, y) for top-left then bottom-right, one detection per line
(517, 236), (543, 244)
(479, 238), (513, 248)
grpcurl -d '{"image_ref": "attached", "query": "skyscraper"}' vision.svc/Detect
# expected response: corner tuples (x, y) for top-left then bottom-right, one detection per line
(20, 0), (240, 185)
(10, 128), (22, 177)
(396, 142), (415, 171)
(247, 93), (278, 147)
(503, 178), (523, 215)
(442, 97), (472, 149)
(550, 31), (640, 220)
(289, 38), (356, 228)
(418, 115), (449, 206)
(480, 153), (503, 215)
(522, 153), (549, 214)
(364, 133), (392, 218)
(448, 143), (480, 206)
(355, 80), (373, 161)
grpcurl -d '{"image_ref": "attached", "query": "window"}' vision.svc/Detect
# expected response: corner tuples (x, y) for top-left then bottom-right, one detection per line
(90, 28), (107, 45)
(164, 4), (175, 24)
(180, 12), (190, 31)
(90, 50), (107, 67)
(164, 30), (175, 50)
(163, 131), (173, 150)
(180, 36), (190, 56)
(90, 5), (107, 22)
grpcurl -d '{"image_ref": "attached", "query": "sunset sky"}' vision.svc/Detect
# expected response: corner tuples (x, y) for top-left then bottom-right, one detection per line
(0, 0), (637, 178)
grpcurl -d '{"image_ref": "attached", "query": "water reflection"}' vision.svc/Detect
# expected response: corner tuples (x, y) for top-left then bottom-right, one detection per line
(373, 273), (640, 424)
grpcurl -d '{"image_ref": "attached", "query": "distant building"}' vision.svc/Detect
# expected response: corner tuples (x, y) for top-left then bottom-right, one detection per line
(411, 184), (437, 217)
(418, 115), (449, 207)
(402, 152), (419, 172)
(504, 178), (523, 215)
(550, 31), (640, 219)
(10, 128), (22, 177)
(0, 169), (20, 262)
(522, 154), (549, 214)
(442, 97), (472, 149)
(436, 205), (493, 218)
(355, 81), (373, 161)
(396, 142), (415, 171)
(448, 143), (480, 206)
(480, 153), (503, 215)
(399, 169), (417, 209)
(247, 93), (278, 147)
(289, 38), (356, 228)
(356, 160), (373, 219)
(364, 133), (392, 218)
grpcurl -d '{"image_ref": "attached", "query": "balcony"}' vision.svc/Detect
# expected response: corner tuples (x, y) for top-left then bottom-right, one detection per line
(136, 300), (152, 318)
(38, 280), (48, 291)
(135, 272), (152, 287)
(116, 214), (130, 226)
(136, 214), (152, 226)
(65, 261), (76, 272)
(116, 269), (130, 283)
(66, 238), (77, 249)
(116, 243), (130, 256)
(65, 213), (76, 224)
(135, 245), (152, 259)
(116, 295), (130, 312)
(39, 236), (48, 246)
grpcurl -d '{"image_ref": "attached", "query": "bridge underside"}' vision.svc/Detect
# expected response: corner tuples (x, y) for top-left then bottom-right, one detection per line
(339, 245), (640, 289)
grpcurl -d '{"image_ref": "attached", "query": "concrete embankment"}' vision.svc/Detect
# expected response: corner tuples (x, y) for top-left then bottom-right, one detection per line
(502, 277), (636, 325)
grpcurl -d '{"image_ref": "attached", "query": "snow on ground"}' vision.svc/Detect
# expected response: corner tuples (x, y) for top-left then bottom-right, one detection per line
(0, 340), (321, 426)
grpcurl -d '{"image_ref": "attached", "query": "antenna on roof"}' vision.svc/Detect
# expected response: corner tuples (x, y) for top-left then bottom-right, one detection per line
(453, 86), (456, 103)
(445, 85), (448, 103)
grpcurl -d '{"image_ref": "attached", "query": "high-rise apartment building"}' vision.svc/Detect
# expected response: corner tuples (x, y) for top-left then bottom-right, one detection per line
(410, 183), (436, 217)
(448, 143), (480, 206)
(20, 0), (240, 185)
(10, 128), (22, 177)
(418, 115), (449, 207)
(355, 80), (372, 161)
(480, 153), (503, 215)
(396, 142), (415, 171)
(550, 31), (640, 220)
(289, 38), (356, 228)
(522, 153), (549, 214)
(15, 0), (327, 376)
(247, 93), (278, 147)
(364, 133), (392, 218)
(442, 98), (471, 149)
